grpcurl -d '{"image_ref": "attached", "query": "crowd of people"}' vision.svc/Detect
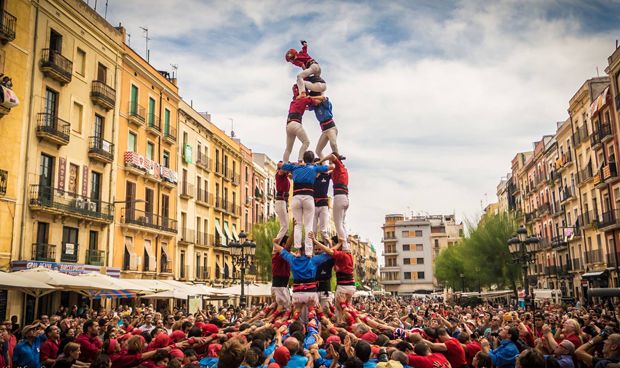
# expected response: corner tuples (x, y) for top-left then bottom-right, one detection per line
(3, 297), (620, 368)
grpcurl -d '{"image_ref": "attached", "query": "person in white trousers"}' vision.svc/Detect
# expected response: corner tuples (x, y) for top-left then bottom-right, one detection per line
(286, 40), (326, 97)
(274, 167), (291, 242)
(282, 85), (323, 163)
(322, 153), (349, 250)
(279, 151), (329, 256)
(313, 167), (332, 241)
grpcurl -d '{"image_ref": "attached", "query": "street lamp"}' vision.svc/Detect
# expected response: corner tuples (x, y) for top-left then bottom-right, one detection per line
(460, 273), (465, 292)
(508, 225), (540, 310)
(229, 231), (256, 307)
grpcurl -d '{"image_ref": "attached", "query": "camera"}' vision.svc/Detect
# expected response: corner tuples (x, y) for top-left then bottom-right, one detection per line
(600, 328), (613, 340)
(491, 332), (499, 337)
(378, 348), (388, 362)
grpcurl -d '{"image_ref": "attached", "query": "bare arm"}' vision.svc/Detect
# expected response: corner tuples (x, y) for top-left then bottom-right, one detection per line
(423, 339), (448, 352)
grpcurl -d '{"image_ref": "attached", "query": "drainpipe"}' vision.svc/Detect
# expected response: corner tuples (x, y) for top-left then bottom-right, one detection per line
(156, 90), (163, 278)
(105, 54), (120, 269)
(19, 2), (40, 260)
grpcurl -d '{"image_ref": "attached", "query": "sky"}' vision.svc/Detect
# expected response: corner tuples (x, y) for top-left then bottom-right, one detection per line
(103, 0), (620, 255)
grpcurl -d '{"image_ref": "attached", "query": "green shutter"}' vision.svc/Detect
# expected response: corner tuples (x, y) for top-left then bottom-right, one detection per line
(164, 109), (170, 135)
(148, 98), (155, 124)
(130, 85), (138, 114)
(183, 144), (193, 164)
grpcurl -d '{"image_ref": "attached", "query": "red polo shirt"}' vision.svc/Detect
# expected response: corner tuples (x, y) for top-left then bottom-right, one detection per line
(409, 353), (450, 368)
(464, 341), (482, 366)
(276, 172), (290, 194)
(272, 253), (291, 278)
(40, 337), (60, 363)
(291, 44), (314, 69)
(443, 337), (467, 368)
(332, 158), (348, 187)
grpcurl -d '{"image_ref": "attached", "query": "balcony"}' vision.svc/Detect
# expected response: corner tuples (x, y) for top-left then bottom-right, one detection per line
(196, 266), (210, 281)
(180, 182), (194, 199)
(525, 212), (535, 223)
(598, 209), (620, 230)
(40, 49), (73, 85)
(127, 103), (146, 127)
(123, 152), (178, 186)
(551, 201), (562, 216)
(163, 125), (176, 144)
(551, 235), (567, 250)
(36, 113), (70, 146)
(121, 208), (178, 234)
(88, 136), (114, 164)
(607, 253), (618, 268)
(86, 249), (105, 266)
(585, 249), (604, 265)
(556, 152), (573, 172)
(227, 201), (240, 217)
(539, 202), (551, 216)
(0, 9), (16, 43)
(596, 163), (619, 189)
(560, 186), (575, 203)
(90, 81), (115, 110)
(178, 228), (195, 244)
(591, 124), (612, 148)
(570, 258), (582, 271)
(578, 165), (594, 186)
(32, 243), (56, 262)
(146, 114), (161, 136)
(196, 190), (212, 207)
(60, 242), (78, 263)
(574, 125), (589, 148)
(581, 210), (598, 228)
(29, 185), (113, 223)
(195, 232), (213, 247)
(196, 151), (210, 171)
(179, 265), (190, 281)
(160, 260), (173, 274)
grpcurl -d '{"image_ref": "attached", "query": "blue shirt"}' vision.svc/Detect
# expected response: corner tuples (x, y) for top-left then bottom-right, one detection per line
(200, 357), (219, 368)
(363, 359), (378, 368)
(287, 354), (309, 368)
(280, 249), (331, 282)
(282, 163), (328, 185)
(265, 341), (276, 357)
(488, 340), (519, 368)
(13, 335), (46, 368)
(310, 98), (334, 123)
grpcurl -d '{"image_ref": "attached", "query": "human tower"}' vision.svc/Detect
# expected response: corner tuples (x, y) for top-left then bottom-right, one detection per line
(264, 40), (363, 328)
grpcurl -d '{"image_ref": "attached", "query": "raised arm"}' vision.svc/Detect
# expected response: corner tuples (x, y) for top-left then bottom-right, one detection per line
(310, 232), (334, 256)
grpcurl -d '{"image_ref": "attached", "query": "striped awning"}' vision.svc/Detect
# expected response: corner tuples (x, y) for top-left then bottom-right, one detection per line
(93, 289), (137, 299)
(214, 221), (225, 240)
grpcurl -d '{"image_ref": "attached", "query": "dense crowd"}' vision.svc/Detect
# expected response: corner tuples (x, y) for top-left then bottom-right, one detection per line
(3, 296), (620, 368)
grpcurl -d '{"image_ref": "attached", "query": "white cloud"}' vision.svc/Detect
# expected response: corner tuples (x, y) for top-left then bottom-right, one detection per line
(106, 0), (620, 257)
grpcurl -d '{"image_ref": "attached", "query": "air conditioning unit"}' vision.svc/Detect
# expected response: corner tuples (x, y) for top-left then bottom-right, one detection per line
(88, 201), (97, 212)
(74, 197), (85, 209)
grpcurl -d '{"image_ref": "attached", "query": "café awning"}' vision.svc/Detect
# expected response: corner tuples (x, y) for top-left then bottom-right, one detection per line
(231, 225), (240, 242)
(223, 223), (233, 241)
(215, 221), (225, 240)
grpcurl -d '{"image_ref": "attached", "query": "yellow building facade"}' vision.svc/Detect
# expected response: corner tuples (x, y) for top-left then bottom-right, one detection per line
(114, 41), (179, 280)
(9, 0), (124, 319)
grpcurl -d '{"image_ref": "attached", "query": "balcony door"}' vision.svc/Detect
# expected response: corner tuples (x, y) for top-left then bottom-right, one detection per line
(39, 154), (54, 202)
(61, 226), (78, 263)
(125, 181), (136, 221)
(35, 222), (49, 260)
(161, 194), (169, 228)
(45, 88), (58, 120)
(145, 188), (154, 224)
(90, 171), (101, 211)
(49, 29), (62, 53)
(130, 85), (138, 115)
(93, 115), (104, 140)
(97, 63), (107, 84)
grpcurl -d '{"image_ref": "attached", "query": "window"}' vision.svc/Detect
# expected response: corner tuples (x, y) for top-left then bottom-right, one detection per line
(404, 272), (411, 280)
(403, 258), (410, 265)
(148, 97), (156, 125)
(75, 48), (86, 76)
(417, 258), (424, 264)
(45, 88), (59, 117)
(89, 231), (98, 251)
(164, 108), (170, 135)
(97, 63), (107, 83)
(72, 102), (83, 133)
(434, 239), (439, 247)
(40, 154), (56, 195)
(163, 151), (170, 168)
(128, 132), (137, 152)
(94, 114), (104, 138)
(418, 272), (425, 279)
(416, 244), (423, 252)
(402, 231), (409, 237)
(49, 29), (62, 53)
(146, 142), (154, 160)
(402, 244), (410, 251)
(90, 171), (101, 202)
(183, 131), (188, 147)
(130, 85), (139, 114)
(415, 230), (423, 237)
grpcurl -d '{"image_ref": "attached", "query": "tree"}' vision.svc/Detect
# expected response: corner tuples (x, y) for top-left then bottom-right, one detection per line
(435, 212), (521, 293)
(251, 218), (280, 281)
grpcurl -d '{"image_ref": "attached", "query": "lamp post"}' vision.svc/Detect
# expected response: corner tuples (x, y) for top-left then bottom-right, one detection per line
(508, 225), (540, 310)
(229, 231), (256, 307)
(460, 273), (465, 292)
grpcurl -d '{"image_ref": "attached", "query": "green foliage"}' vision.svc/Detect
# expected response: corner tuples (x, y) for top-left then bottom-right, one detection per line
(434, 212), (521, 292)
(251, 218), (281, 281)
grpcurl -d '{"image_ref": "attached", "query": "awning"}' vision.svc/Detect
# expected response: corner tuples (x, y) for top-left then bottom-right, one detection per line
(144, 240), (156, 271)
(215, 221), (224, 240)
(223, 223), (233, 240)
(231, 224), (240, 242)
(93, 290), (136, 299)
(582, 270), (608, 279)
(161, 242), (169, 256)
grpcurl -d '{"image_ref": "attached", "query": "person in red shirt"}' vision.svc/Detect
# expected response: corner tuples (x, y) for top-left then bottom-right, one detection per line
(282, 84), (324, 163)
(40, 325), (60, 366)
(424, 328), (468, 368)
(272, 234), (293, 312)
(321, 153), (349, 250)
(75, 320), (103, 363)
(275, 167), (291, 242)
(409, 342), (451, 368)
(285, 40), (326, 98)
(458, 331), (482, 367)
(311, 234), (355, 322)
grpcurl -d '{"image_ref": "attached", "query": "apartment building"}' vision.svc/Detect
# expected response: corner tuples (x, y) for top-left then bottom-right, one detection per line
(238, 142), (254, 233)
(9, 0), (124, 318)
(252, 161), (267, 224)
(114, 39), (179, 280)
(380, 214), (463, 295)
(348, 234), (379, 289)
(253, 153), (277, 220)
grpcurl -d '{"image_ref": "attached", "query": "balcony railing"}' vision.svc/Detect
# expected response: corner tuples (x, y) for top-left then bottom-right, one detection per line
(570, 258), (582, 271)
(180, 182), (194, 199)
(61, 243), (78, 263)
(581, 210), (599, 227)
(40, 49), (73, 84)
(179, 228), (195, 244)
(0, 9), (16, 43)
(36, 113), (70, 146)
(88, 136), (114, 164)
(560, 186), (574, 202)
(32, 243), (56, 262)
(196, 190), (212, 206)
(579, 165), (594, 184)
(122, 207), (177, 233)
(90, 81), (116, 110)
(160, 260), (172, 274)
(86, 249), (105, 266)
(585, 249), (604, 264)
(539, 202), (551, 215)
(29, 184), (113, 223)
(196, 151), (210, 171)
(607, 253), (618, 268)
(195, 266), (210, 280)
(228, 201), (240, 216)
(551, 235), (567, 249)
(127, 102), (146, 126)
(574, 125), (589, 147)
(556, 152), (573, 171)
(551, 201), (562, 215)
(146, 113), (161, 134)
(164, 125), (177, 143)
